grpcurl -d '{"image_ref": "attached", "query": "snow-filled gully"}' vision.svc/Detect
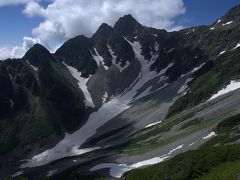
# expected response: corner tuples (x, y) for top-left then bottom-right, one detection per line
(21, 40), (169, 168)
(20, 39), (204, 174)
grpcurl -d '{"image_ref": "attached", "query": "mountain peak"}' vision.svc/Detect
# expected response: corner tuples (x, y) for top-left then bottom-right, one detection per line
(114, 14), (143, 36)
(23, 43), (53, 67)
(92, 23), (114, 39)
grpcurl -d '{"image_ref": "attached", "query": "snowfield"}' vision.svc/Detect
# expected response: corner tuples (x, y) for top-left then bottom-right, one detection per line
(20, 39), (170, 168)
(21, 38), (202, 169)
(63, 62), (95, 108)
(208, 80), (240, 101)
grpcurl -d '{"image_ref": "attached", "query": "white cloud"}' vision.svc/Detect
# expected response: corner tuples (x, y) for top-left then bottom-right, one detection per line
(23, 1), (44, 17)
(23, 0), (185, 42)
(0, 0), (186, 60)
(0, 0), (39, 6)
(0, 45), (24, 60)
(0, 37), (41, 60)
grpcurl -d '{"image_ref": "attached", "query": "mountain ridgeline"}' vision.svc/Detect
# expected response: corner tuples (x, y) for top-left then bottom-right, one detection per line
(1, 4), (240, 179)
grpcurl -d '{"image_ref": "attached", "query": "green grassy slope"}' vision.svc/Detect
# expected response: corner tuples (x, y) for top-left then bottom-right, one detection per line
(122, 145), (240, 180)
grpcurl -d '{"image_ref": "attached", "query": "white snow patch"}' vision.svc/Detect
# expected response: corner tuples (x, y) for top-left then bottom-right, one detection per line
(222, 21), (233, 26)
(234, 43), (240, 50)
(203, 132), (216, 140)
(167, 48), (175, 53)
(217, 19), (222, 23)
(46, 169), (58, 177)
(11, 171), (23, 178)
(73, 159), (77, 162)
(107, 45), (130, 72)
(178, 78), (194, 95)
(145, 120), (162, 128)
(210, 27), (215, 30)
(188, 142), (196, 147)
(90, 156), (169, 178)
(27, 60), (38, 71)
(153, 34), (158, 37)
(219, 50), (226, 56)
(92, 48), (109, 70)
(63, 62), (95, 108)
(181, 63), (205, 78)
(131, 156), (169, 168)
(208, 80), (240, 101)
(167, 144), (184, 155)
(102, 92), (108, 103)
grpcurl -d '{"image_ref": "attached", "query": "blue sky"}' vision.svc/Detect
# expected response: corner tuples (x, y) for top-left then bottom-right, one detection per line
(0, 5), (41, 45)
(0, 0), (239, 59)
(176, 0), (240, 27)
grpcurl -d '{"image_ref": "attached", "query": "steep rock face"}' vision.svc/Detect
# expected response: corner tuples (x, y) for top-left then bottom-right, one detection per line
(55, 35), (97, 77)
(114, 14), (144, 39)
(0, 45), (91, 154)
(92, 22), (135, 69)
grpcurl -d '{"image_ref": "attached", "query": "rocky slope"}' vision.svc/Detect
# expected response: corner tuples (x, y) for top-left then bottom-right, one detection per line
(0, 4), (240, 179)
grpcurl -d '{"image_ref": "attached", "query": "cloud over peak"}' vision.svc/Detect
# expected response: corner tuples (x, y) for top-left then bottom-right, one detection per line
(24, 0), (186, 42)
(0, 0), (186, 60)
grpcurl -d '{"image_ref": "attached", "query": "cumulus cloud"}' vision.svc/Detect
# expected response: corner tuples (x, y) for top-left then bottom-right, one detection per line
(0, 0), (186, 59)
(0, 37), (41, 60)
(23, 0), (186, 42)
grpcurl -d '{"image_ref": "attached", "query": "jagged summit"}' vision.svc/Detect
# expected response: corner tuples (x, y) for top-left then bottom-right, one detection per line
(92, 23), (114, 40)
(114, 14), (143, 36)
